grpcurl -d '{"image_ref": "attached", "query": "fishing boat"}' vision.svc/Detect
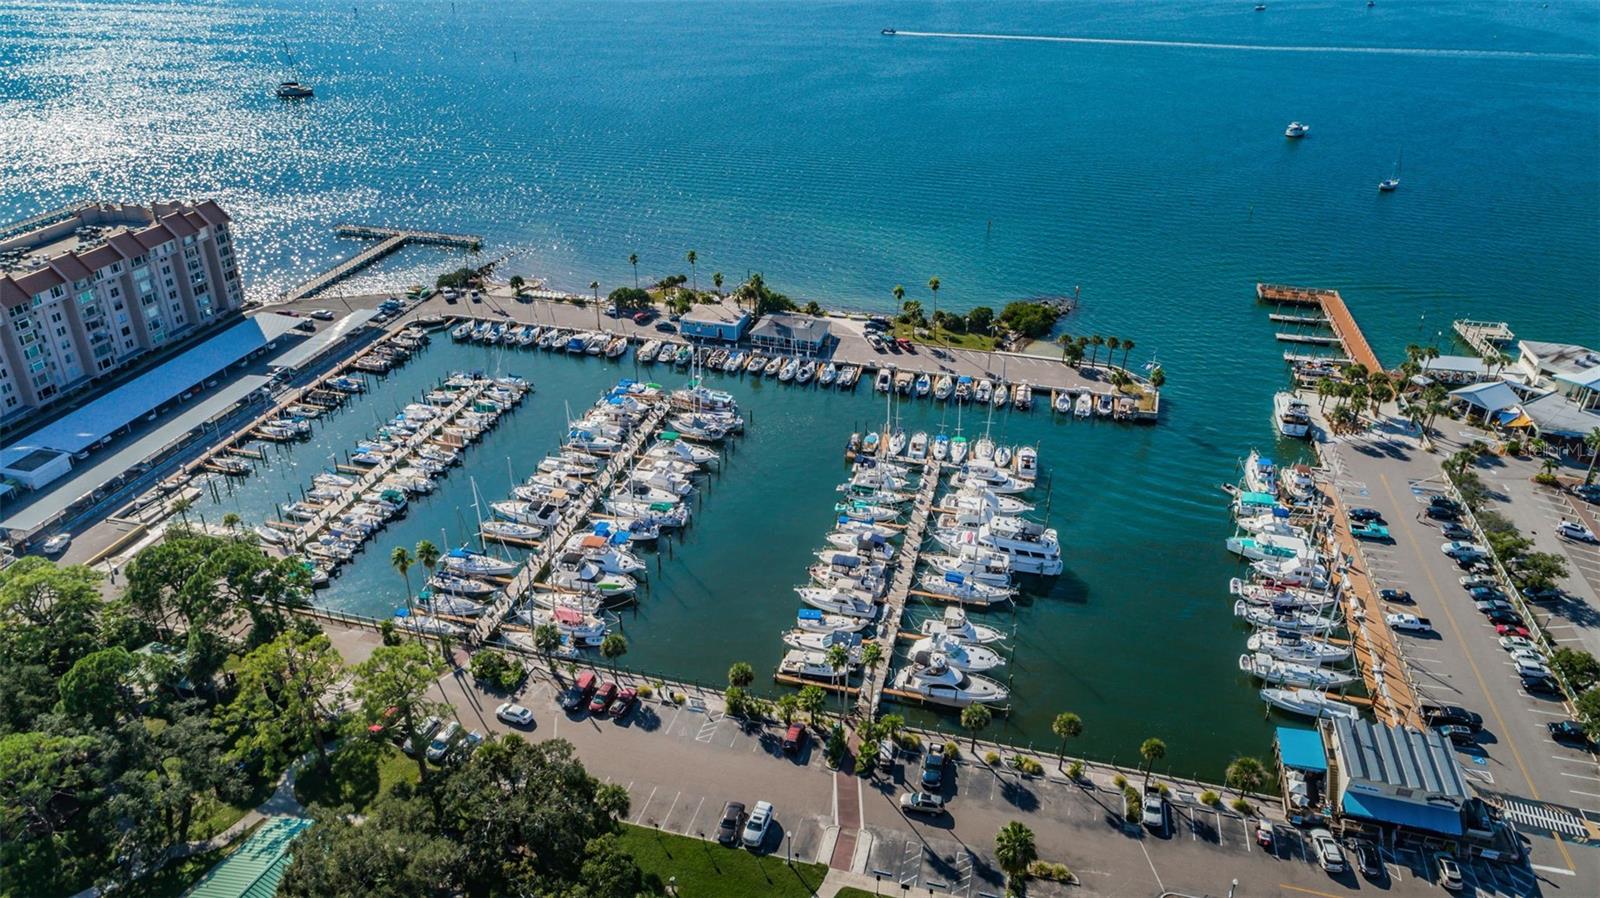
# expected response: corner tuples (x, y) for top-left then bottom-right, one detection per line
(1014, 446), (1037, 480)
(796, 586), (880, 619)
(909, 633), (1005, 672)
(1274, 392), (1312, 438)
(1239, 652), (1356, 688)
(1242, 449), (1278, 495)
(1225, 534), (1314, 564)
(1284, 121), (1310, 138)
(1259, 687), (1360, 721)
(1074, 393), (1093, 417)
(822, 532), (895, 560)
(783, 627), (862, 656)
(794, 608), (870, 634)
(836, 499), (899, 523)
(778, 649), (851, 680)
(1012, 382), (1032, 410)
(923, 548), (1012, 587)
(894, 370), (915, 395)
(893, 652), (1008, 707)
(918, 606), (1006, 644)
(1246, 630), (1351, 666)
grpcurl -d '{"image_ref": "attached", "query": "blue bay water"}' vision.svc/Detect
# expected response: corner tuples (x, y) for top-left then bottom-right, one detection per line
(4, 0), (1595, 774)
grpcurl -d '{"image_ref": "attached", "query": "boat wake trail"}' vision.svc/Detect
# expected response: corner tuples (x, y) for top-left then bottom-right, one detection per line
(888, 30), (1595, 61)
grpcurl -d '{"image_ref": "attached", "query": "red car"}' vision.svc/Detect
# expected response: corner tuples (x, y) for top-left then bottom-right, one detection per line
(782, 723), (806, 754)
(588, 681), (619, 715)
(1495, 624), (1531, 638)
(632, 310), (656, 324)
(896, 338), (915, 353)
(610, 686), (637, 718)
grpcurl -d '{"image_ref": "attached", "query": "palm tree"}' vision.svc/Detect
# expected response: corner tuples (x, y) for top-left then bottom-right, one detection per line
(686, 250), (698, 293)
(1369, 380), (1395, 418)
(222, 512), (241, 533)
(1585, 427), (1600, 485)
(415, 539), (440, 580)
(391, 546), (414, 609)
(1315, 377), (1337, 410)
(1120, 338), (1135, 371)
(1405, 342), (1422, 364)
(927, 277), (941, 344)
(825, 643), (851, 710)
(728, 661), (755, 688)
(1225, 756), (1267, 805)
(1139, 737), (1166, 788)
(893, 283), (905, 311)
(1106, 337), (1121, 371)
(901, 300), (924, 327)
(713, 271), (723, 295)
(861, 642), (883, 679)
(600, 633), (628, 665)
(533, 623), (560, 656)
(1051, 712), (1083, 771)
(1089, 334), (1105, 369)
(993, 822), (1038, 893)
(508, 275), (525, 296)
(590, 281), (601, 328)
(1055, 333), (1073, 361)
(171, 496), (194, 526)
(629, 253), (639, 288)
(1421, 345), (1441, 374)
(776, 693), (801, 725)
(798, 684), (826, 726)
(1149, 366), (1165, 389)
(961, 703), (991, 750)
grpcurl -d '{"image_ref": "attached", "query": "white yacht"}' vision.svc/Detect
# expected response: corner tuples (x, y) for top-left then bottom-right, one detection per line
(421, 594), (486, 618)
(893, 652), (1009, 707)
(922, 549), (1013, 588)
(796, 586), (879, 620)
(918, 606), (1006, 644)
(442, 549), (518, 578)
(562, 533), (647, 574)
(1274, 392), (1312, 439)
(909, 633), (1005, 672)
(1242, 449), (1278, 495)
(1239, 652), (1357, 689)
(1225, 533), (1313, 564)
(908, 431), (928, 460)
(916, 571), (1013, 605)
(1246, 630), (1352, 666)
(795, 608), (869, 634)
(1233, 600), (1340, 634)
(1284, 121), (1310, 138)
(825, 531), (895, 560)
(429, 574), (497, 597)
(782, 627), (862, 656)
(1260, 687), (1360, 720)
(779, 649), (850, 680)
(550, 554), (637, 598)
(1074, 393), (1093, 417)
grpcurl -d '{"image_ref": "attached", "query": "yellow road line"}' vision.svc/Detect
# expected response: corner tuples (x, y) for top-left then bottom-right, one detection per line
(1279, 883), (1347, 898)
(1378, 472), (1576, 872)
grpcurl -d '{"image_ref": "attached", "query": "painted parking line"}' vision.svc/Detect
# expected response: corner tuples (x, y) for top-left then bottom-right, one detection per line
(633, 785), (658, 824)
(694, 712), (724, 743)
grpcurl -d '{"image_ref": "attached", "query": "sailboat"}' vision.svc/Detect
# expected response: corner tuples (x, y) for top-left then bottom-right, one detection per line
(1378, 149), (1402, 192)
(275, 44), (314, 99)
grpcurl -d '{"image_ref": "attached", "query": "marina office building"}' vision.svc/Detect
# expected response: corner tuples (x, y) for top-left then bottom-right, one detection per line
(0, 200), (245, 423)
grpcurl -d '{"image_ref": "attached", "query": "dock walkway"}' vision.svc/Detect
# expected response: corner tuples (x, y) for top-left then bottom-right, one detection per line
(1257, 283), (1382, 374)
(470, 399), (670, 644)
(862, 458), (941, 716)
(1451, 319), (1516, 359)
(281, 225), (483, 303)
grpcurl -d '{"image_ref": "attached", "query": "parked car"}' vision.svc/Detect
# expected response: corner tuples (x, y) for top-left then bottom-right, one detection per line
(899, 791), (946, 816)
(426, 721), (462, 762)
(1348, 838), (1383, 879)
(495, 702), (534, 727)
(1437, 854), (1465, 891)
(1548, 720), (1594, 747)
(1513, 657), (1553, 679)
(1499, 635), (1538, 653)
(309, 308), (336, 320)
(610, 686), (637, 719)
(1468, 586), (1507, 602)
(1508, 647), (1547, 667)
(1141, 785), (1167, 832)
(1378, 588), (1412, 604)
(1310, 828), (1347, 874)
(1572, 483), (1600, 504)
(1352, 521), (1391, 541)
(741, 800), (773, 849)
(450, 730), (484, 763)
(1474, 599), (1513, 615)
(1522, 585), (1565, 603)
(1423, 704), (1483, 733)
(1522, 673), (1562, 694)
(1557, 520), (1598, 543)
(1460, 574), (1496, 589)
(1348, 507), (1384, 522)
(1441, 541), (1486, 558)
(1430, 496), (1463, 513)
(782, 723), (807, 755)
(1426, 505), (1461, 521)
(41, 534), (71, 555)
(588, 681), (619, 715)
(1486, 608), (1524, 627)
(1496, 623), (1532, 638)
(921, 743), (947, 790)
(654, 321), (675, 332)
(716, 801), (746, 844)
(1386, 613), (1432, 633)
(1435, 724), (1476, 747)
(632, 310), (656, 324)
(1440, 523), (1473, 540)
(402, 715), (442, 755)
(558, 684), (587, 711)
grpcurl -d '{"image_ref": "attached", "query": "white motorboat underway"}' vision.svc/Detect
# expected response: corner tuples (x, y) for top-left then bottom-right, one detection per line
(893, 652), (1009, 707)
(1284, 121), (1310, 138)
(909, 633), (1005, 672)
(1260, 687), (1360, 720)
(1239, 652), (1356, 688)
(919, 606), (1006, 644)
(1246, 630), (1352, 666)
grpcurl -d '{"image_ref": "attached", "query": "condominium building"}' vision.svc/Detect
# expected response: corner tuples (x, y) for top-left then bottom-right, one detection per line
(0, 200), (244, 421)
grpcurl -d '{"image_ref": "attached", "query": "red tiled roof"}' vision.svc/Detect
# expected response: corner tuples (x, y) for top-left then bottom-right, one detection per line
(159, 212), (197, 238)
(134, 224), (174, 250)
(192, 199), (231, 226)
(48, 253), (92, 282)
(14, 268), (64, 295)
(0, 277), (29, 310)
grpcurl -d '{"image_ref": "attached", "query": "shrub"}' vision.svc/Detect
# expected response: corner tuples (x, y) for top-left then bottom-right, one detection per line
(1534, 472), (1561, 486)
(1020, 758), (1044, 776)
(943, 740), (960, 759)
(895, 732), (922, 751)
(1157, 783), (1170, 797)
(469, 649), (523, 691)
(1230, 797), (1253, 815)
(671, 691), (686, 705)
(826, 725), (848, 768)
(1112, 773), (1128, 789)
(1028, 860), (1073, 882)
(1123, 786), (1142, 823)
(636, 683), (654, 699)
(984, 751), (1002, 766)
(1200, 790), (1221, 807)
(1067, 760), (1085, 781)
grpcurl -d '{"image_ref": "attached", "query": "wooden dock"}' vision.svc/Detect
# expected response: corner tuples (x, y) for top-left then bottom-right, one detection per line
(1257, 283), (1383, 373)
(1452, 319), (1516, 358)
(281, 225), (483, 303)
(861, 458), (941, 716)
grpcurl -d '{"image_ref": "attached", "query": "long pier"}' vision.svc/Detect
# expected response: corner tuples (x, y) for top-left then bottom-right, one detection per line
(471, 399), (670, 644)
(862, 458), (941, 716)
(1257, 283), (1382, 373)
(280, 225), (484, 303)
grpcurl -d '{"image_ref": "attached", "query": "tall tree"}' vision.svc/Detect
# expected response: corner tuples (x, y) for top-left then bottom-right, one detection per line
(797, 685), (826, 725)
(351, 642), (446, 785)
(727, 661), (755, 688)
(57, 647), (136, 729)
(1225, 756), (1267, 803)
(415, 539), (441, 581)
(1121, 338), (1135, 370)
(1585, 427), (1600, 485)
(1051, 711), (1083, 771)
(1139, 737), (1166, 788)
(628, 253), (639, 288)
(599, 633), (627, 665)
(226, 629), (344, 770)
(927, 277), (941, 343)
(391, 546), (414, 610)
(960, 703), (991, 750)
(713, 271), (724, 295)
(687, 250), (698, 293)
(993, 821), (1039, 893)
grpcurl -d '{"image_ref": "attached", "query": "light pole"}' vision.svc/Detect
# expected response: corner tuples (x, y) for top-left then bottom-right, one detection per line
(1228, 877), (1238, 898)
(786, 831), (793, 865)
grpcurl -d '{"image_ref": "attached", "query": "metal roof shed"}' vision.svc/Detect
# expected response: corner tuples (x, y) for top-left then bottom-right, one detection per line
(1276, 726), (1327, 773)
(186, 815), (312, 898)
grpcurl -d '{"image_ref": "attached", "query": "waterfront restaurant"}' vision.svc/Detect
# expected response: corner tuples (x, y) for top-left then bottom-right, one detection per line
(677, 304), (750, 343)
(1326, 718), (1470, 837)
(750, 311), (831, 356)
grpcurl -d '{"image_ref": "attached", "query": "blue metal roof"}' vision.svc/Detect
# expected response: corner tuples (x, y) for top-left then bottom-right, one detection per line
(1276, 726), (1327, 773)
(1341, 791), (1463, 836)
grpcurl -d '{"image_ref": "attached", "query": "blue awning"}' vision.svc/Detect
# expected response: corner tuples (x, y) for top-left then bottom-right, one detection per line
(1276, 726), (1327, 773)
(1341, 792), (1463, 836)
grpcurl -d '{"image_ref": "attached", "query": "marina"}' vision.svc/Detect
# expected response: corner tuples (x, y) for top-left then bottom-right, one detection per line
(1257, 283), (1384, 373)
(279, 224), (483, 302)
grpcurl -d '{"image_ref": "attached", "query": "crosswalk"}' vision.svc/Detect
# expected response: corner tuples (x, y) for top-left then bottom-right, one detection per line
(1501, 798), (1589, 837)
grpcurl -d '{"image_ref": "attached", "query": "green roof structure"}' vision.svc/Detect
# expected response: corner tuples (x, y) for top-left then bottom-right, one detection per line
(185, 815), (312, 898)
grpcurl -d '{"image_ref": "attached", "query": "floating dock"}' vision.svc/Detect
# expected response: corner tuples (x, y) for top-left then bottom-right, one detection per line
(1257, 283), (1383, 373)
(863, 458), (942, 716)
(281, 225), (483, 303)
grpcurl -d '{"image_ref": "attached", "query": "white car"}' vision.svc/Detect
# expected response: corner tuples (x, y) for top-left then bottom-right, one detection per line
(1441, 541), (1486, 558)
(1499, 635), (1538, 652)
(1310, 828), (1346, 874)
(1507, 647), (1546, 667)
(1386, 613), (1433, 633)
(426, 721), (461, 761)
(41, 534), (71, 555)
(1557, 520), (1597, 543)
(1513, 657), (1552, 679)
(495, 702), (534, 726)
(1459, 574), (1496, 589)
(741, 800), (773, 849)
(309, 308), (336, 321)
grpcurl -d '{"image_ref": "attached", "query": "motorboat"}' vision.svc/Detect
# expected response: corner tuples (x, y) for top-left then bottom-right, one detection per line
(835, 499), (900, 523)
(430, 574), (498, 597)
(646, 435), (720, 467)
(909, 633), (1005, 672)
(955, 377), (973, 403)
(1074, 393), (1093, 417)
(400, 614), (464, 638)
(875, 369), (893, 392)
(1094, 394), (1114, 417)
(893, 652), (1008, 707)
(1239, 652), (1356, 689)
(550, 553), (638, 598)
(923, 549), (1012, 587)
(1284, 121), (1310, 138)
(745, 353), (768, 374)
(1235, 512), (1303, 539)
(917, 571), (1013, 605)
(1232, 600), (1339, 634)
(1054, 391), (1072, 414)
(253, 525), (289, 545)
(933, 523), (1062, 576)
(1246, 630), (1351, 666)
(974, 379), (993, 404)
(918, 606), (1006, 644)
(819, 362), (838, 386)
(778, 649), (850, 680)
(1229, 578), (1336, 611)
(783, 627), (863, 657)
(514, 605), (608, 647)
(1259, 687), (1360, 721)
(1242, 450), (1278, 495)
(933, 375), (954, 401)
(796, 586), (879, 619)
(276, 80), (314, 99)
(1226, 534), (1314, 564)
(951, 463), (1027, 495)
(1012, 382), (1032, 410)
(563, 532), (647, 574)
(1014, 446), (1037, 481)
(794, 608), (869, 634)
(492, 501), (563, 529)
(821, 533), (894, 561)
(442, 548), (519, 578)
(908, 431), (928, 460)
(638, 339), (661, 362)
(1250, 557), (1329, 590)
(1274, 392), (1312, 439)
(894, 370), (915, 395)
(914, 374), (931, 398)
(949, 435), (969, 463)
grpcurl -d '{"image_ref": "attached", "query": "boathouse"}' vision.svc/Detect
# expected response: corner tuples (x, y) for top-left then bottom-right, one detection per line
(1326, 718), (1469, 836)
(750, 312), (830, 355)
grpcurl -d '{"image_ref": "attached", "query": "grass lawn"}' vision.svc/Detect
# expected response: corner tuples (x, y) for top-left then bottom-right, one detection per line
(616, 823), (828, 898)
(294, 743), (420, 814)
(890, 321), (997, 352)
